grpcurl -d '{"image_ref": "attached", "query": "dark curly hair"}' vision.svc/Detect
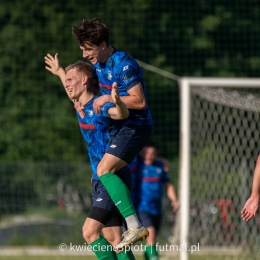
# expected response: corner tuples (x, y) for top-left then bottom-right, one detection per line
(72, 17), (109, 47)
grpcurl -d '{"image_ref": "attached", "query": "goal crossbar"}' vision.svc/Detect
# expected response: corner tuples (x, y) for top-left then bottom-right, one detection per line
(181, 77), (260, 87)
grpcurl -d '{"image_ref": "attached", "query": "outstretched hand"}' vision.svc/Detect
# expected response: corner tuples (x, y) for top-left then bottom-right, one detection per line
(241, 195), (259, 221)
(44, 53), (61, 76)
(111, 82), (120, 105)
(172, 200), (180, 213)
(74, 101), (85, 118)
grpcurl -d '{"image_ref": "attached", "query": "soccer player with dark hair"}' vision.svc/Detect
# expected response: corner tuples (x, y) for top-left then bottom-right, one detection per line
(131, 142), (179, 260)
(44, 54), (136, 260)
(71, 17), (153, 249)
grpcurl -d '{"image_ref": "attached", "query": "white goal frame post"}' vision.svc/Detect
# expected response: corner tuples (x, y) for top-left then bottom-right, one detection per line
(137, 60), (260, 260)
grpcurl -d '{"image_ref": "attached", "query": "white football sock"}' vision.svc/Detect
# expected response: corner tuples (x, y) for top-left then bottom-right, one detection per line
(125, 214), (142, 229)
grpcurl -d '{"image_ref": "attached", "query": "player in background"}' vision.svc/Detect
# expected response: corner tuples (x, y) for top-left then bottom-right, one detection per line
(44, 54), (136, 260)
(241, 154), (260, 221)
(71, 17), (153, 250)
(130, 142), (179, 260)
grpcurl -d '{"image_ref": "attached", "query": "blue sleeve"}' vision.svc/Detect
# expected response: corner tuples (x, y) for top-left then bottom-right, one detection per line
(162, 171), (171, 183)
(100, 102), (116, 117)
(119, 61), (142, 91)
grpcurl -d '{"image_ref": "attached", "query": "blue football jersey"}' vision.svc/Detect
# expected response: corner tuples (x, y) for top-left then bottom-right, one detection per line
(94, 48), (153, 126)
(137, 160), (170, 215)
(76, 96), (125, 180)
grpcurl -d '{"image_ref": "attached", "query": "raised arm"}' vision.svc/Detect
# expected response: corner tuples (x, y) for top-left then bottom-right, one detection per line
(44, 53), (66, 87)
(241, 155), (260, 221)
(44, 53), (85, 117)
(107, 83), (129, 120)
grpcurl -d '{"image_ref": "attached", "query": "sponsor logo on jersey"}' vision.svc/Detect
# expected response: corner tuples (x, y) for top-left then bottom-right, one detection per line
(96, 69), (101, 72)
(110, 144), (117, 148)
(79, 122), (96, 130)
(99, 82), (112, 90)
(115, 200), (121, 206)
(96, 198), (103, 202)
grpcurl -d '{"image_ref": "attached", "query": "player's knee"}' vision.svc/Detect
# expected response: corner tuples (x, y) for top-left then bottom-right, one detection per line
(97, 163), (105, 177)
(82, 226), (91, 243)
(82, 225), (98, 244)
(97, 161), (111, 177)
(97, 158), (125, 177)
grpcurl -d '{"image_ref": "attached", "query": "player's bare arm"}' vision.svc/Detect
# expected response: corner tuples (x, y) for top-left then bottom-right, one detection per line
(120, 82), (147, 110)
(165, 182), (180, 212)
(241, 154), (260, 221)
(108, 83), (129, 120)
(93, 82), (146, 114)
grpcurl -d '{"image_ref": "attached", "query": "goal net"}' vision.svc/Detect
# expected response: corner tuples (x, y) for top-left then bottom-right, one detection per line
(179, 78), (260, 254)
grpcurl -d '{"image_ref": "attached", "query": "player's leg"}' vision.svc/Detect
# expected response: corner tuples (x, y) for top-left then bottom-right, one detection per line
(82, 214), (117, 259)
(102, 224), (136, 260)
(102, 225), (123, 247)
(98, 160), (149, 250)
(98, 180), (136, 260)
(138, 211), (160, 260)
(97, 126), (152, 249)
(84, 180), (122, 259)
(98, 154), (141, 227)
(144, 227), (158, 260)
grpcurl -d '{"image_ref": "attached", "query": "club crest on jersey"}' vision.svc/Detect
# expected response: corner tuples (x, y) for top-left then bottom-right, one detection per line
(88, 110), (93, 117)
(123, 65), (129, 71)
(107, 71), (112, 80)
(156, 168), (162, 174)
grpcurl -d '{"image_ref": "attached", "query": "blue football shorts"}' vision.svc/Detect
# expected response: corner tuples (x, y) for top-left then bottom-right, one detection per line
(138, 211), (162, 232)
(106, 125), (153, 164)
(88, 167), (132, 226)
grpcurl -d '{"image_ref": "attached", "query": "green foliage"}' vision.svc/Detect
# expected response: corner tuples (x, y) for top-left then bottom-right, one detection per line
(1, 0), (259, 162)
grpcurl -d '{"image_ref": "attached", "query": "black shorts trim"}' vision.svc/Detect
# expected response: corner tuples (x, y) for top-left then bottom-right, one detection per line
(88, 206), (123, 227)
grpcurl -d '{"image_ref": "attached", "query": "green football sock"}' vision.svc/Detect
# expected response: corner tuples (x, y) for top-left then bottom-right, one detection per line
(90, 236), (117, 260)
(117, 249), (136, 260)
(145, 245), (159, 260)
(99, 172), (136, 218)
